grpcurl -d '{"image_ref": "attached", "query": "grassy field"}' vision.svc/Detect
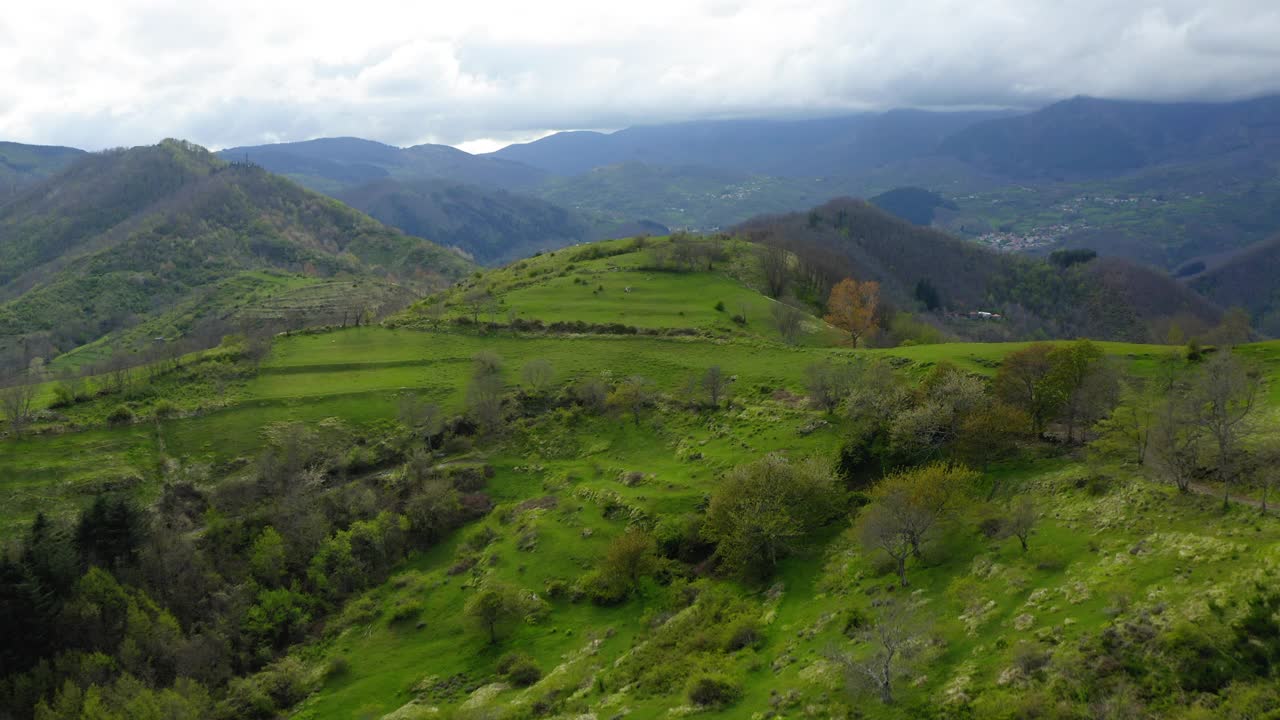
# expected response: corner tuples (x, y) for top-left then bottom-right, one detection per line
(0, 323), (1229, 539)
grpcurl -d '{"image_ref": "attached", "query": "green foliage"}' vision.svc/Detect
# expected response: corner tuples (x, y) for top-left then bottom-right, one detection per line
(703, 454), (844, 580)
(685, 674), (741, 707)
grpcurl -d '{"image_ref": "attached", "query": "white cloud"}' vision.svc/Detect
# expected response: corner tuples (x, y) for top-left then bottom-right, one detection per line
(1, 0), (1279, 151)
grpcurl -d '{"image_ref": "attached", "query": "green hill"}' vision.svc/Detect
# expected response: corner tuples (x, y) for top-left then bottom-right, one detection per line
(0, 140), (473, 373)
(738, 197), (1222, 341)
(3, 236), (1279, 720)
(0, 141), (86, 200)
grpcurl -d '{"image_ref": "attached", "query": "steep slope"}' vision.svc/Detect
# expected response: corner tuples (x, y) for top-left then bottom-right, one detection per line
(0, 141), (473, 367)
(0, 141), (86, 198)
(218, 137), (547, 193)
(938, 94), (1280, 178)
(736, 197), (1220, 341)
(337, 178), (595, 265)
(488, 110), (1008, 177)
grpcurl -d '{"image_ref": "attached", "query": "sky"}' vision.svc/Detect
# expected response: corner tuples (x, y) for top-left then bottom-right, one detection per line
(3, 0), (1280, 153)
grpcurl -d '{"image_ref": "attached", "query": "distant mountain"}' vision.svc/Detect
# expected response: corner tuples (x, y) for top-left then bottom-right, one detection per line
(0, 140), (472, 366)
(218, 137), (547, 193)
(489, 110), (1011, 177)
(0, 141), (86, 198)
(869, 187), (957, 226)
(736, 197), (1219, 341)
(338, 178), (596, 265)
(938, 95), (1280, 179)
(530, 162), (860, 230)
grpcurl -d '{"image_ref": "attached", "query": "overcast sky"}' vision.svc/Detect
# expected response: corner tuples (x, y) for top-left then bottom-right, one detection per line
(3, 0), (1280, 153)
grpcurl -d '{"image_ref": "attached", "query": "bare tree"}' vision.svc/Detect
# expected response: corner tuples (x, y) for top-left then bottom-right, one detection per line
(0, 381), (39, 436)
(771, 301), (804, 345)
(521, 359), (555, 395)
(1005, 496), (1036, 551)
(1197, 350), (1262, 510)
(1147, 390), (1205, 494)
(702, 365), (728, 408)
(858, 500), (914, 587)
(760, 245), (789, 298)
(828, 600), (927, 705)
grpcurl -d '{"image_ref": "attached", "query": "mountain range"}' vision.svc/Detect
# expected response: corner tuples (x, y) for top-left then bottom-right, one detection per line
(6, 93), (1280, 369)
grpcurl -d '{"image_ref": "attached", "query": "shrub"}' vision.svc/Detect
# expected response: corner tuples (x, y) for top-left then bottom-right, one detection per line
(686, 675), (741, 707)
(152, 399), (178, 418)
(496, 652), (542, 687)
(107, 404), (135, 425)
(714, 301), (725, 312)
(721, 617), (763, 651)
(323, 655), (350, 680)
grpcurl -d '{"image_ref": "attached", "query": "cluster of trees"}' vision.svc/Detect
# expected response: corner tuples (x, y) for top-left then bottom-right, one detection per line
(1096, 347), (1265, 508)
(0, 404), (495, 718)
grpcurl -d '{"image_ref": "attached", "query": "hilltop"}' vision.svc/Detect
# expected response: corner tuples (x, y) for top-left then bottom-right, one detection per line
(0, 140), (473, 373)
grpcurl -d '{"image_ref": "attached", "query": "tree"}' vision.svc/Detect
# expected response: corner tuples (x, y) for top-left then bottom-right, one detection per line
(702, 366), (728, 408)
(859, 463), (975, 585)
(249, 527), (287, 587)
(771, 301), (804, 345)
(1147, 388), (1205, 494)
(598, 529), (656, 597)
(244, 587), (312, 651)
(1093, 376), (1158, 466)
(806, 360), (856, 413)
(760, 245), (789, 298)
(993, 343), (1064, 436)
(914, 278), (941, 310)
(955, 402), (1029, 482)
(1047, 340), (1117, 443)
(398, 396), (444, 443)
(573, 377), (610, 414)
(824, 278), (880, 347)
(1005, 497), (1036, 551)
(467, 352), (506, 433)
(464, 581), (530, 644)
(828, 600), (927, 705)
(1197, 350), (1262, 509)
(521, 359), (555, 394)
(889, 370), (987, 457)
(609, 375), (656, 426)
(703, 455), (843, 581)
(0, 380), (39, 436)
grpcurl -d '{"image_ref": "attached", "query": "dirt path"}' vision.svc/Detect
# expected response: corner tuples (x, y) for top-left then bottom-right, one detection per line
(1186, 482), (1276, 514)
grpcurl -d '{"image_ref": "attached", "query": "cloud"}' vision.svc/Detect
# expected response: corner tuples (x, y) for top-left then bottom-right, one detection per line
(2, 0), (1279, 151)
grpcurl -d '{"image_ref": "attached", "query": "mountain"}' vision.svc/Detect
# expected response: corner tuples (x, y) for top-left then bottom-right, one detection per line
(217, 137), (547, 193)
(938, 95), (1280, 179)
(488, 110), (1010, 177)
(0, 141), (86, 198)
(337, 178), (597, 265)
(0, 140), (472, 369)
(736, 197), (1220, 341)
(869, 186), (957, 226)
(530, 162), (854, 230)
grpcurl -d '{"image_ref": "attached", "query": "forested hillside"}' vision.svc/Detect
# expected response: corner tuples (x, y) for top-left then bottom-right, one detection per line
(0, 141), (473, 374)
(0, 142), (86, 199)
(737, 198), (1222, 342)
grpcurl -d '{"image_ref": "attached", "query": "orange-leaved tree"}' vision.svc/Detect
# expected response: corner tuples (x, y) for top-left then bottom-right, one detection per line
(825, 278), (880, 347)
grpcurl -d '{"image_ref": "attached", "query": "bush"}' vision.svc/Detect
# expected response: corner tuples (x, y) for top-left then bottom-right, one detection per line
(152, 399), (178, 418)
(686, 674), (741, 707)
(721, 617), (763, 651)
(496, 652), (542, 687)
(107, 404), (135, 425)
(714, 301), (725, 312)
